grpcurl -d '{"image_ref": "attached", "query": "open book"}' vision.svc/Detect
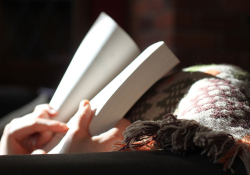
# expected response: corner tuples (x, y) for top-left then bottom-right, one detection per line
(42, 12), (180, 153)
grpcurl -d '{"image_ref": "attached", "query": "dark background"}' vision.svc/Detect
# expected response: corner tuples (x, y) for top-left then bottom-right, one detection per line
(0, 0), (249, 116)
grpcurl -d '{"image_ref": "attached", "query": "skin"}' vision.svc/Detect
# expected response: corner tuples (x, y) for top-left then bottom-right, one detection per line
(0, 100), (131, 155)
(58, 100), (131, 153)
(0, 105), (69, 155)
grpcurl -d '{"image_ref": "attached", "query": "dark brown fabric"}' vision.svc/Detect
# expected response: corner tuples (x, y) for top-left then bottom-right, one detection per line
(0, 151), (247, 175)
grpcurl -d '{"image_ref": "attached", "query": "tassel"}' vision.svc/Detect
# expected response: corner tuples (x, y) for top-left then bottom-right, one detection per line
(113, 114), (250, 174)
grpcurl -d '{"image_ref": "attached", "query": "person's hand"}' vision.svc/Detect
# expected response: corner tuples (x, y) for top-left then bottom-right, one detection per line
(58, 100), (131, 153)
(0, 105), (68, 155)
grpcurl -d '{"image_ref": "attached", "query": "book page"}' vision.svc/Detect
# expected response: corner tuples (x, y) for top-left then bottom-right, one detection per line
(49, 12), (140, 123)
(42, 12), (140, 152)
(48, 41), (179, 153)
(89, 41), (179, 135)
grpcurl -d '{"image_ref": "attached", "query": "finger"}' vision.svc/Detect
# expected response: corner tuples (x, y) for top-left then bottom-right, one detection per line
(31, 149), (47, 154)
(66, 100), (93, 138)
(12, 118), (68, 140)
(76, 100), (93, 130)
(20, 132), (39, 152)
(21, 131), (53, 152)
(23, 110), (50, 120)
(35, 131), (53, 148)
(21, 109), (55, 120)
(34, 104), (58, 117)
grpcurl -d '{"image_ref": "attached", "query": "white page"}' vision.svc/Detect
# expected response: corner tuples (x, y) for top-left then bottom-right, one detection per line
(43, 12), (140, 152)
(48, 42), (179, 153)
(49, 12), (140, 122)
(89, 41), (179, 135)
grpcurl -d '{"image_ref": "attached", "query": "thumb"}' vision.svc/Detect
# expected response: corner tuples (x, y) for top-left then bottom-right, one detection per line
(67, 100), (94, 136)
(77, 100), (93, 130)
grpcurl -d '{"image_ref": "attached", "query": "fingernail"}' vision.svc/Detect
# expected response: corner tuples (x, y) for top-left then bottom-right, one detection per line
(83, 100), (89, 107)
(49, 108), (57, 114)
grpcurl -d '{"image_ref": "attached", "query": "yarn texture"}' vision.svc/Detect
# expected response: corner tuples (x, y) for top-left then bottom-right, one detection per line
(117, 64), (250, 174)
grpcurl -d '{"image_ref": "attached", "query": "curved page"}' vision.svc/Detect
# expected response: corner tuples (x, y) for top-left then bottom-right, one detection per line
(43, 12), (140, 152)
(49, 12), (140, 122)
(47, 42), (179, 154)
(89, 41), (179, 135)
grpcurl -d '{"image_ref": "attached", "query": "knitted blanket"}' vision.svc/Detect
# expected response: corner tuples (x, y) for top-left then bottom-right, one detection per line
(114, 64), (250, 174)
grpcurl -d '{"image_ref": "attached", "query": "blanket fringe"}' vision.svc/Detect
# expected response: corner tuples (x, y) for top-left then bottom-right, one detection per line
(113, 114), (250, 174)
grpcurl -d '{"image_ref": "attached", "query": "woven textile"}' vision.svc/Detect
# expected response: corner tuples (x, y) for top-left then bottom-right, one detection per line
(119, 64), (250, 174)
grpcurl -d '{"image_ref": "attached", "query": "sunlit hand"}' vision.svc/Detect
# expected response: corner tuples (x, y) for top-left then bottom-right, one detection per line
(58, 100), (131, 153)
(0, 105), (68, 155)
